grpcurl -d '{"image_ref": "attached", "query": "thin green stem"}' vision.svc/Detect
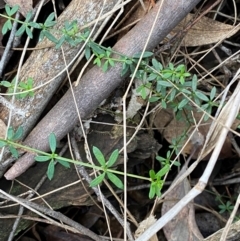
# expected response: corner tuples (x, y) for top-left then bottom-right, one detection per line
(1, 139), (151, 181)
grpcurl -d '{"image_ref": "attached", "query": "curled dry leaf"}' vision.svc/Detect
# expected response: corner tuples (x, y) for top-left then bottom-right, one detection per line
(169, 13), (240, 46)
(153, 108), (233, 160)
(5, 0), (33, 17)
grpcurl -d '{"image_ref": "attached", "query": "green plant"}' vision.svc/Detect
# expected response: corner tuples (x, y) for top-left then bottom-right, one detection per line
(1, 5), (57, 41)
(0, 130), (173, 198)
(34, 133), (70, 180)
(218, 200), (234, 214)
(90, 146), (123, 189)
(0, 126), (23, 158)
(0, 78), (34, 99)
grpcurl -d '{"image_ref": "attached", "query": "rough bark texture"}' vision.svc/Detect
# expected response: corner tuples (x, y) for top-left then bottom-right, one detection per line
(0, 0), (119, 139)
(4, 0), (201, 180)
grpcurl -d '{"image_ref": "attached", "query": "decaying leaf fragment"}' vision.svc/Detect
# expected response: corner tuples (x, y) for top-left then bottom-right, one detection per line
(135, 214), (158, 241)
(169, 13), (240, 46)
(153, 108), (233, 159)
(0, 119), (7, 139)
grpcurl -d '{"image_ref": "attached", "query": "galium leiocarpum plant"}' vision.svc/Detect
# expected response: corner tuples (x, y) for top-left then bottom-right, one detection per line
(0, 5), (221, 198)
(0, 130), (176, 199)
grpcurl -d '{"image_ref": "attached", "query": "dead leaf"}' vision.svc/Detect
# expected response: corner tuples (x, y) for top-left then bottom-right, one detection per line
(135, 214), (158, 241)
(0, 119), (7, 139)
(154, 108), (233, 159)
(162, 164), (204, 241)
(171, 13), (240, 46)
(5, 0), (32, 17)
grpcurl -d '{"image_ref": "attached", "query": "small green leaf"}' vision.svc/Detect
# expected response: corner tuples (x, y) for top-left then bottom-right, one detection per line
(107, 172), (123, 189)
(102, 61), (109, 72)
(149, 183), (156, 199)
(47, 160), (55, 180)
(156, 164), (170, 177)
(16, 24), (26, 36)
(173, 160), (181, 167)
(10, 5), (19, 15)
(90, 172), (105, 187)
(121, 62), (129, 76)
(2, 21), (10, 35)
(35, 155), (52, 162)
(178, 98), (189, 110)
(85, 45), (91, 60)
(210, 87), (216, 100)
(9, 146), (18, 158)
(93, 58), (101, 67)
(25, 11), (32, 22)
(55, 36), (65, 48)
(152, 58), (162, 70)
(92, 146), (105, 166)
(39, 30), (45, 42)
(7, 127), (14, 140)
(149, 169), (156, 180)
(25, 27), (33, 38)
(6, 19), (12, 31)
(44, 31), (58, 43)
(148, 96), (160, 102)
(5, 5), (12, 16)
(90, 43), (105, 55)
(49, 133), (57, 153)
(133, 51), (153, 59)
(28, 22), (41, 29)
(44, 12), (56, 25)
(195, 91), (209, 102)
(106, 149), (119, 167)
(0, 141), (7, 147)
(12, 126), (23, 140)
(157, 80), (172, 87)
(57, 159), (70, 168)
(0, 80), (12, 87)
(109, 59), (115, 67)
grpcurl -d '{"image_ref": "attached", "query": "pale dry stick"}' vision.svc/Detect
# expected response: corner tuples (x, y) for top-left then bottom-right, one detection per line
(75, 0), (124, 86)
(0, 190), (104, 241)
(122, 1), (165, 238)
(220, 192), (240, 241)
(70, 136), (134, 241)
(135, 79), (240, 241)
(7, 143), (69, 241)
